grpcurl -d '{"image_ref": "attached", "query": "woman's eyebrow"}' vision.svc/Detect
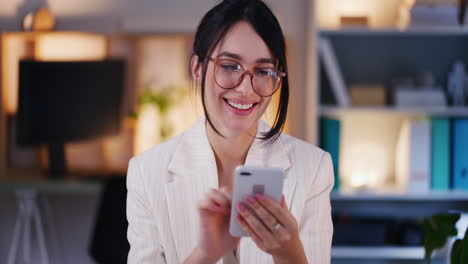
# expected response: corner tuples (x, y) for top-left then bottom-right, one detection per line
(217, 51), (274, 64)
(255, 58), (275, 64)
(217, 51), (242, 60)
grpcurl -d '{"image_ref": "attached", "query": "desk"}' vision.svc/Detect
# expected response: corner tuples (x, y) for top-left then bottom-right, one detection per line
(1, 169), (102, 264)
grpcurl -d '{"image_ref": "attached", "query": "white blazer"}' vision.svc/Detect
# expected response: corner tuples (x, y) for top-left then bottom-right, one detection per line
(126, 117), (334, 264)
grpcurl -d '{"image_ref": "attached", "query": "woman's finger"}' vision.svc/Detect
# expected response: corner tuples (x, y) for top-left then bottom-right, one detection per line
(255, 194), (295, 229)
(244, 195), (277, 231)
(270, 222), (294, 244)
(207, 189), (231, 209)
(236, 202), (276, 242)
(237, 214), (264, 247)
(198, 190), (230, 214)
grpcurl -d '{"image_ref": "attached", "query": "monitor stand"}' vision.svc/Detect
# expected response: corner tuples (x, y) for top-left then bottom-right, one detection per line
(48, 143), (66, 178)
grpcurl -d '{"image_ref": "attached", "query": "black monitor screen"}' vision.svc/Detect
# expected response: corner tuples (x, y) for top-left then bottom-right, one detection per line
(17, 59), (126, 146)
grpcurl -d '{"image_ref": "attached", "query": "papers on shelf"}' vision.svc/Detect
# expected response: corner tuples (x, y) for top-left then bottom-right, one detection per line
(318, 37), (350, 107)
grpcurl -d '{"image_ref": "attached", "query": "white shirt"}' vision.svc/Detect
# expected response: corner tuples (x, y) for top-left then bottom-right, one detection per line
(126, 116), (334, 263)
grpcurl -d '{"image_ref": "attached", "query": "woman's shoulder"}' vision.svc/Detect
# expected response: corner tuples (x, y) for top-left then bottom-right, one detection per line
(129, 133), (185, 177)
(278, 132), (327, 161)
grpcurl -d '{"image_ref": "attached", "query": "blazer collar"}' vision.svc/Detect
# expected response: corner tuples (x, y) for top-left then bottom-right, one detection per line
(168, 116), (291, 178)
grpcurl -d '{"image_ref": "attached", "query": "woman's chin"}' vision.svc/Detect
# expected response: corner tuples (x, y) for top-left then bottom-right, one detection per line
(222, 118), (258, 136)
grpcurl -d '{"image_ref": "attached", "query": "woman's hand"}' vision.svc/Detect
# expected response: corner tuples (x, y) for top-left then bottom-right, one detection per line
(236, 194), (308, 264)
(185, 187), (240, 264)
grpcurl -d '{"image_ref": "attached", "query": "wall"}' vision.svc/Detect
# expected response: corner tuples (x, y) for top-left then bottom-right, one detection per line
(316, 0), (404, 29)
(0, 0), (312, 141)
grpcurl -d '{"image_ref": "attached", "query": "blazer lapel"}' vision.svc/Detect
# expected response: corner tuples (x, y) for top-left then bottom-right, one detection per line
(164, 118), (296, 264)
(165, 117), (219, 262)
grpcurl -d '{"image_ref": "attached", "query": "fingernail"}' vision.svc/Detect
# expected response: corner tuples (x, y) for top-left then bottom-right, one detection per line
(211, 205), (221, 211)
(237, 214), (244, 222)
(237, 202), (246, 212)
(255, 193), (264, 200)
(246, 196), (256, 204)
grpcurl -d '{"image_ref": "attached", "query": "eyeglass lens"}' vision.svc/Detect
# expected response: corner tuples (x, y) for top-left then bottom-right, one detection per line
(214, 59), (281, 96)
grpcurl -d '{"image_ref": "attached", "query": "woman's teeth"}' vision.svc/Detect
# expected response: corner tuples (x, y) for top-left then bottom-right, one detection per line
(227, 100), (254, 110)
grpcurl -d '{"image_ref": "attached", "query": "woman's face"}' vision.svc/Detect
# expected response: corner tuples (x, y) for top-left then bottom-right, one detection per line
(200, 21), (275, 137)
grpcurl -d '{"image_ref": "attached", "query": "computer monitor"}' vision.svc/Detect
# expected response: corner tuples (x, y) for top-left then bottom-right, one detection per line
(16, 59), (126, 177)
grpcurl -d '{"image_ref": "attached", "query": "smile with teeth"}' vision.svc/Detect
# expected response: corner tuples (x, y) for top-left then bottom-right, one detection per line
(226, 100), (255, 110)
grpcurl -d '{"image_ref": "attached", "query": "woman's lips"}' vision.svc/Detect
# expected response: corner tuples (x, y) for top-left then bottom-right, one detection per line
(224, 98), (258, 116)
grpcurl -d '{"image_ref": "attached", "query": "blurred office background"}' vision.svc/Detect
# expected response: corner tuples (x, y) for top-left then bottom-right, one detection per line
(1, 0), (468, 263)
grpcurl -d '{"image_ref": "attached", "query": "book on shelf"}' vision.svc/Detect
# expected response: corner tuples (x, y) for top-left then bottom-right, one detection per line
(409, 0), (459, 27)
(320, 117), (341, 191)
(431, 118), (451, 190)
(395, 119), (432, 193)
(452, 119), (468, 190)
(318, 37), (350, 107)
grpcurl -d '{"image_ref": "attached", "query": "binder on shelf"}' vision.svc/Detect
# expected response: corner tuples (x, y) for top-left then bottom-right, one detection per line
(318, 37), (350, 107)
(395, 119), (431, 193)
(452, 119), (468, 190)
(431, 118), (450, 190)
(320, 117), (341, 191)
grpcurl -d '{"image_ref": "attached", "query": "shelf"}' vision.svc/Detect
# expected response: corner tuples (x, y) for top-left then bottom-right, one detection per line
(331, 246), (435, 260)
(320, 105), (468, 118)
(331, 190), (468, 202)
(320, 27), (468, 36)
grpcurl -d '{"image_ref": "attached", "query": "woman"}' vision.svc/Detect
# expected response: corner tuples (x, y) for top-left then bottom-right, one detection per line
(126, 0), (334, 263)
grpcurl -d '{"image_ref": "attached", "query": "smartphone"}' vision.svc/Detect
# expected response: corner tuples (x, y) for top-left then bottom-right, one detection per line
(229, 165), (285, 237)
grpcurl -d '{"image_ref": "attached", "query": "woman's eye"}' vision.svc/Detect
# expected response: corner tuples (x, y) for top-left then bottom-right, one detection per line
(220, 63), (240, 71)
(256, 68), (274, 77)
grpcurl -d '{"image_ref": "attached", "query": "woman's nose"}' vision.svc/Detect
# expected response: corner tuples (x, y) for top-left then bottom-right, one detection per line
(235, 72), (255, 96)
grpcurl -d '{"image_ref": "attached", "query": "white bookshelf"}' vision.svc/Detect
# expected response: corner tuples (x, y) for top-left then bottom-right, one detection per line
(332, 190), (468, 202)
(332, 246), (426, 260)
(320, 27), (468, 36)
(312, 1), (468, 263)
(320, 105), (468, 118)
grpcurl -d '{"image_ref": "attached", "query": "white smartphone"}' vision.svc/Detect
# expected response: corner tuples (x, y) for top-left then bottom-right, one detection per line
(229, 165), (285, 237)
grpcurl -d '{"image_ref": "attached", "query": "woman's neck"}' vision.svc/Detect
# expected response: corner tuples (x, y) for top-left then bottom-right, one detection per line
(206, 121), (257, 186)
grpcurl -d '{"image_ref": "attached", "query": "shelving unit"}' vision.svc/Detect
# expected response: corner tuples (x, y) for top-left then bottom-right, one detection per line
(321, 105), (468, 118)
(330, 191), (467, 263)
(332, 246), (425, 260)
(331, 190), (468, 218)
(320, 27), (468, 36)
(312, 2), (468, 264)
(332, 190), (468, 201)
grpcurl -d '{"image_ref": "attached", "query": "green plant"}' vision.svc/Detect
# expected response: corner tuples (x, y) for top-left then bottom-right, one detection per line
(133, 85), (188, 140)
(423, 212), (468, 264)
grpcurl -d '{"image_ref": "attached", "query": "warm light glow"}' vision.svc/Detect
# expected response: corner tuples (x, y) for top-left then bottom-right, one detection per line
(1, 33), (34, 115)
(138, 37), (188, 90)
(167, 94), (203, 137)
(102, 118), (135, 172)
(316, 0), (402, 29)
(340, 114), (407, 190)
(135, 105), (161, 155)
(2, 32), (108, 114)
(66, 139), (106, 171)
(345, 142), (387, 189)
(35, 33), (107, 61)
(337, 0), (370, 17)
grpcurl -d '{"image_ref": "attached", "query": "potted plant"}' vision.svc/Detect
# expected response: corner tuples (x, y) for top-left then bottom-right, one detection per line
(423, 213), (468, 264)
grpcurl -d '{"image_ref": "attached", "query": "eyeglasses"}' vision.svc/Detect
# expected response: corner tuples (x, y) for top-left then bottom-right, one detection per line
(207, 57), (286, 97)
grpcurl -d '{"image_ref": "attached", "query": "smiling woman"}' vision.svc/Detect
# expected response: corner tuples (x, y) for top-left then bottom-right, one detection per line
(192, 21), (285, 140)
(126, 1), (334, 264)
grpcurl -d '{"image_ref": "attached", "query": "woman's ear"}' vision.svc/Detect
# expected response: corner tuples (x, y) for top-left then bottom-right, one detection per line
(190, 54), (202, 84)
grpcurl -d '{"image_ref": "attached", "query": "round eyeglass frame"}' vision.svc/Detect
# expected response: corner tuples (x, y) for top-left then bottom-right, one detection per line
(207, 57), (286, 97)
